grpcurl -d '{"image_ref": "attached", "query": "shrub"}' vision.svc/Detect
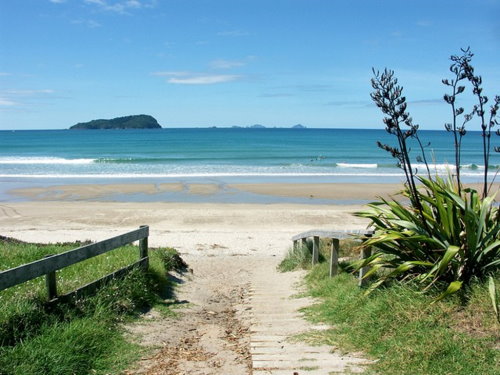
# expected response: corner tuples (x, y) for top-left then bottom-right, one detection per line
(355, 49), (500, 299)
(356, 176), (500, 299)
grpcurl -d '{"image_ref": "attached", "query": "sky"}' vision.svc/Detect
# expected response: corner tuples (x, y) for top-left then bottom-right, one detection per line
(0, 0), (499, 130)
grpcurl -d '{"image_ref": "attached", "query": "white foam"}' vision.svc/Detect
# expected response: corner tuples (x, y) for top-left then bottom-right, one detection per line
(414, 163), (456, 171)
(0, 172), (406, 179)
(0, 157), (95, 165)
(414, 163), (493, 171)
(336, 163), (378, 168)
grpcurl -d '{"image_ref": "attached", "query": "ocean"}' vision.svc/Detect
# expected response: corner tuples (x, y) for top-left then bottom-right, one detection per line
(1, 128), (499, 201)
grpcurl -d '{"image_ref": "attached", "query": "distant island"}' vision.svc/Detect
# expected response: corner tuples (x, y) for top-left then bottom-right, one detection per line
(70, 115), (162, 130)
(230, 124), (306, 129)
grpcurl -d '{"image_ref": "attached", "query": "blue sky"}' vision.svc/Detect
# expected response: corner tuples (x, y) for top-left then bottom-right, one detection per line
(0, 0), (498, 130)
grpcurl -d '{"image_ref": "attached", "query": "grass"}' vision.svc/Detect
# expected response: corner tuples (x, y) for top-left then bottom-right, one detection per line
(279, 241), (500, 375)
(0, 238), (185, 375)
(278, 238), (361, 272)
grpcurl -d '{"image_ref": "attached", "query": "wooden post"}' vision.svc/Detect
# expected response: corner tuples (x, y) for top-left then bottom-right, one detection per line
(358, 246), (372, 287)
(301, 238), (307, 249)
(329, 238), (339, 277)
(139, 225), (149, 270)
(312, 236), (319, 265)
(45, 255), (57, 300)
(293, 240), (298, 250)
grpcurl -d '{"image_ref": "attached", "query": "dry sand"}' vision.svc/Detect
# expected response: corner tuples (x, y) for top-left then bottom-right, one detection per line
(4, 181), (496, 251)
(1, 181), (399, 250)
(0, 201), (370, 254)
(3, 180), (497, 253)
(229, 182), (404, 200)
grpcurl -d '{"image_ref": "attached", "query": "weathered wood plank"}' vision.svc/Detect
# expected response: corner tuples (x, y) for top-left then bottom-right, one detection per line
(291, 229), (373, 241)
(54, 258), (147, 304)
(312, 236), (320, 265)
(329, 238), (340, 277)
(45, 254), (57, 300)
(0, 226), (149, 291)
(139, 225), (149, 270)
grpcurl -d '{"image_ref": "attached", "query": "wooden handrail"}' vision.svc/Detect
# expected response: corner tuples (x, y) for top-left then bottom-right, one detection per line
(292, 228), (373, 285)
(0, 226), (149, 300)
(291, 229), (373, 242)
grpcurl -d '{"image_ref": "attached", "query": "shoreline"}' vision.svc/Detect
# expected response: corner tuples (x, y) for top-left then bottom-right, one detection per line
(5, 180), (497, 204)
(6, 181), (407, 204)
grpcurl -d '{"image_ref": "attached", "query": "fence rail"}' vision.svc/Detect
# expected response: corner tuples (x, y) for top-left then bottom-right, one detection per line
(292, 229), (374, 286)
(0, 225), (149, 301)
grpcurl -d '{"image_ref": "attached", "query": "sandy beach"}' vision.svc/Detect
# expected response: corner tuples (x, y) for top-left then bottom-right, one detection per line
(0, 201), (370, 255)
(2, 181), (497, 254)
(0, 182), (405, 254)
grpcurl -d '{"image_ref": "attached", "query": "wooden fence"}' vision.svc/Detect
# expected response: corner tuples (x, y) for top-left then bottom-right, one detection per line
(0, 225), (149, 302)
(292, 229), (374, 286)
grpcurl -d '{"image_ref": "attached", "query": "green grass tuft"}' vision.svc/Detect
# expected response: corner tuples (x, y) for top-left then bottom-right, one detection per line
(0, 318), (140, 375)
(278, 244), (313, 272)
(301, 263), (500, 375)
(278, 238), (361, 272)
(0, 239), (184, 375)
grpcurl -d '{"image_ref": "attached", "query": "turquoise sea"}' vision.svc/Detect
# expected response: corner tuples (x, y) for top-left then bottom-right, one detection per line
(1, 128), (499, 202)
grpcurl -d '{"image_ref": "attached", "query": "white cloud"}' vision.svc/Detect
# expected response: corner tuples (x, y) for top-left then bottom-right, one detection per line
(0, 72), (12, 76)
(217, 30), (250, 37)
(49, 0), (66, 3)
(125, 0), (141, 8)
(6, 89), (55, 95)
(169, 75), (240, 84)
(85, 0), (106, 6)
(84, 0), (156, 13)
(152, 71), (242, 85)
(210, 59), (245, 70)
(0, 98), (17, 106)
(151, 71), (188, 77)
(72, 19), (102, 28)
(0, 88), (60, 110)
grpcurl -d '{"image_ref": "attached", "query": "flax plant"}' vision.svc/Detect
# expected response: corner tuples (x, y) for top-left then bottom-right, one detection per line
(370, 69), (431, 233)
(462, 57), (500, 197)
(355, 49), (500, 300)
(442, 48), (474, 192)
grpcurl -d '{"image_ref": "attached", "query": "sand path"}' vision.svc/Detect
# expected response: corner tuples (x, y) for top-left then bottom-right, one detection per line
(126, 253), (370, 375)
(0, 201), (371, 374)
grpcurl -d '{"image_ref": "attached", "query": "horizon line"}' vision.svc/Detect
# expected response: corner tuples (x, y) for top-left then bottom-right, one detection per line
(1, 126), (453, 132)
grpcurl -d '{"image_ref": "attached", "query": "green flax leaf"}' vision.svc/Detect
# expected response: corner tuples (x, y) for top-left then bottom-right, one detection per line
(437, 246), (460, 275)
(488, 277), (499, 323)
(433, 281), (463, 302)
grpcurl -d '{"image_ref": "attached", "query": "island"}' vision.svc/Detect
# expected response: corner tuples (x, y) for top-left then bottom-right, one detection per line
(69, 115), (162, 130)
